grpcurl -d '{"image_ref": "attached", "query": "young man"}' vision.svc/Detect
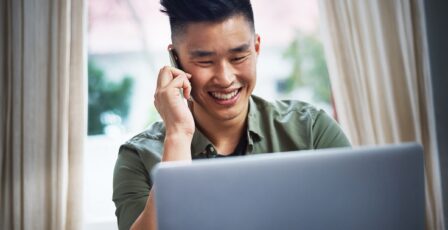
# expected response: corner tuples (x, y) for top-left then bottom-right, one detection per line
(113, 0), (350, 229)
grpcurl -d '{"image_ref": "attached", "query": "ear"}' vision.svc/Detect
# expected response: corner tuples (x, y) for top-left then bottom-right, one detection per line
(254, 34), (261, 55)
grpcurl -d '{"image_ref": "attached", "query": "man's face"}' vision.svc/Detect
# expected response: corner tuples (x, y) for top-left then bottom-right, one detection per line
(173, 15), (260, 123)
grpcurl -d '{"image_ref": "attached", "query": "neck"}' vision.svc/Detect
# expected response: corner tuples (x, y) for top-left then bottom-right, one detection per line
(193, 105), (248, 155)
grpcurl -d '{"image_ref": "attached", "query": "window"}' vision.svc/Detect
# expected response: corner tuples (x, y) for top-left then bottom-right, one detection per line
(84, 0), (331, 229)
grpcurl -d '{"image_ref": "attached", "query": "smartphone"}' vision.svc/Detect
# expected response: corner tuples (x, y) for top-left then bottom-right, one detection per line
(168, 48), (181, 70)
(168, 49), (192, 101)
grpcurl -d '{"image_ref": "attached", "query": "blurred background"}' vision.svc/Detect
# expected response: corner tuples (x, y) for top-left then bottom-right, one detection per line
(85, 0), (333, 229)
(1, 0), (446, 229)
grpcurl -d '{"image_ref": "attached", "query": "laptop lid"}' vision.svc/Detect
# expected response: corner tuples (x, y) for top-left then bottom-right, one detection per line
(152, 143), (425, 230)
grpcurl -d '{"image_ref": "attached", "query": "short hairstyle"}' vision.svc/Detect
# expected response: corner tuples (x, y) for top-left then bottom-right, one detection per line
(160, 0), (255, 41)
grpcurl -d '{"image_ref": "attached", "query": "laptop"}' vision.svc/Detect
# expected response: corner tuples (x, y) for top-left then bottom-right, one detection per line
(152, 143), (425, 230)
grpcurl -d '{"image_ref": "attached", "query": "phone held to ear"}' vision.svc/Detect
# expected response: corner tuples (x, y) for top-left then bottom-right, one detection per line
(168, 48), (181, 70)
(168, 49), (192, 101)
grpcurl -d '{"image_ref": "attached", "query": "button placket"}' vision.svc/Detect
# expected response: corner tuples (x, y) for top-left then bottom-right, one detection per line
(207, 145), (217, 158)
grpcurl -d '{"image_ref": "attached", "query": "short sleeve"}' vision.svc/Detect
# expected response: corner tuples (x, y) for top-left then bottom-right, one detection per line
(312, 110), (351, 149)
(112, 145), (152, 230)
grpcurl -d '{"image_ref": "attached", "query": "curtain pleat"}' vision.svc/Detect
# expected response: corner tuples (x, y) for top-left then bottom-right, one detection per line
(319, 0), (445, 229)
(0, 0), (86, 229)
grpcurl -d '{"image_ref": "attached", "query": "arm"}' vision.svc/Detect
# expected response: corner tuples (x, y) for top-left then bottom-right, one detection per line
(130, 133), (193, 230)
(130, 66), (195, 230)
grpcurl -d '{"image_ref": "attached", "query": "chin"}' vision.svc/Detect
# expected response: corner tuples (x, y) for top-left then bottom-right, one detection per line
(212, 99), (249, 121)
(214, 110), (241, 121)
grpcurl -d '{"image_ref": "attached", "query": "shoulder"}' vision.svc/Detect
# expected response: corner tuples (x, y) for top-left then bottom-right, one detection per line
(118, 121), (166, 171)
(113, 122), (166, 230)
(123, 121), (165, 152)
(249, 95), (350, 149)
(251, 94), (321, 122)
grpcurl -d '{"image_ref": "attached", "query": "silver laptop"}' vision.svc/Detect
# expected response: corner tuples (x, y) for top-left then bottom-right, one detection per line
(152, 143), (425, 230)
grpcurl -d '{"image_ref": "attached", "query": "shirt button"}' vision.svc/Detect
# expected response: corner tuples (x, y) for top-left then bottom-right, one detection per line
(209, 146), (215, 152)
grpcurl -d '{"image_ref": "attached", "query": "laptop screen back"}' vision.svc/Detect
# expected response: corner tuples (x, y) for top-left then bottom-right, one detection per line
(152, 143), (424, 230)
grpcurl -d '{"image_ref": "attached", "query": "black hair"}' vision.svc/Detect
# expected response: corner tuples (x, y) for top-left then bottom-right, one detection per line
(160, 0), (255, 41)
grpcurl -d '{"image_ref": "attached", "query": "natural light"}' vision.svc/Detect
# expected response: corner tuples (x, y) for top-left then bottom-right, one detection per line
(84, 0), (331, 229)
(1, 0), (444, 229)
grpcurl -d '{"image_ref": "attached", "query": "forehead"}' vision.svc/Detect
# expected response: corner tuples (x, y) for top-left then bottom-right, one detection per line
(175, 15), (254, 51)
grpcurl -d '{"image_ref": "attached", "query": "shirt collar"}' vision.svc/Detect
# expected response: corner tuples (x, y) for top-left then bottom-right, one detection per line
(191, 127), (212, 158)
(247, 95), (264, 143)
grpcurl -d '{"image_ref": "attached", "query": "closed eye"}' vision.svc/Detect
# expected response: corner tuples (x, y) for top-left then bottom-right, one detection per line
(231, 54), (250, 63)
(196, 60), (213, 67)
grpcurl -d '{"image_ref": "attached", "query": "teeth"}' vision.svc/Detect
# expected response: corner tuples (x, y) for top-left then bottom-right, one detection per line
(210, 90), (239, 100)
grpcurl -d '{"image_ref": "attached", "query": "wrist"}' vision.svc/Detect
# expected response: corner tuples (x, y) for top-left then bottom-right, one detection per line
(165, 126), (195, 138)
(162, 133), (193, 162)
(165, 130), (194, 141)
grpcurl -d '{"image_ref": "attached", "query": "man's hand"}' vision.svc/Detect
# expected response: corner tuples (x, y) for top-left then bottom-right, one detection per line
(131, 67), (195, 230)
(154, 66), (194, 161)
(154, 66), (195, 136)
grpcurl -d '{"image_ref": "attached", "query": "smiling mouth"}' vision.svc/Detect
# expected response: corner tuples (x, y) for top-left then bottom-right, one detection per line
(208, 88), (242, 101)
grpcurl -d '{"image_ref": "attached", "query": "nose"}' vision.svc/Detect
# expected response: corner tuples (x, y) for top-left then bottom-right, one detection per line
(212, 60), (235, 86)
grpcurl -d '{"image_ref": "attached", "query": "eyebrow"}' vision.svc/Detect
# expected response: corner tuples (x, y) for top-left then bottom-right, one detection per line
(189, 42), (251, 58)
(229, 43), (251, 53)
(189, 50), (215, 58)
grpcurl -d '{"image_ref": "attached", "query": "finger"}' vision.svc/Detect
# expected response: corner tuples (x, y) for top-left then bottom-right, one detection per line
(170, 67), (191, 78)
(167, 75), (191, 98)
(157, 66), (192, 88)
(172, 69), (191, 81)
(167, 74), (190, 90)
(156, 66), (174, 88)
(183, 80), (192, 99)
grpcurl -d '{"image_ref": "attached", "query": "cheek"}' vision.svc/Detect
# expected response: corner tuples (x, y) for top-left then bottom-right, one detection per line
(190, 75), (209, 93)
(185, 67), (212, 89)
(237, 62), (257, 83)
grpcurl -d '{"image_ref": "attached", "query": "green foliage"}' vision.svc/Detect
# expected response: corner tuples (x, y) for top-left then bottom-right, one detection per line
(279, 32), (331, 103)
(88, 61), (134, 135)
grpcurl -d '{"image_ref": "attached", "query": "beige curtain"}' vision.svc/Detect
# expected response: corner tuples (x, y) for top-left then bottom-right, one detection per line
(0, 0), (86, 229)
(318, 0), (444, 229)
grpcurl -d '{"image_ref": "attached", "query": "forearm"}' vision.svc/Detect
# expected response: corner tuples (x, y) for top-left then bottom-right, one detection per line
(130, 189), (157, 230)
(130, 133), (193, 230)
(161, 132), (193, 162)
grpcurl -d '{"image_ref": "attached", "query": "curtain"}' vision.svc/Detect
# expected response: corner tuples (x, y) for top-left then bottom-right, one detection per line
(318, 0), (445, 229)
(0, 0), (86, 229)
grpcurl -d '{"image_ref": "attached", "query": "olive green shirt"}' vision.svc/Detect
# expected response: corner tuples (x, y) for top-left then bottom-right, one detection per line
(112, 95), (351, 230)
